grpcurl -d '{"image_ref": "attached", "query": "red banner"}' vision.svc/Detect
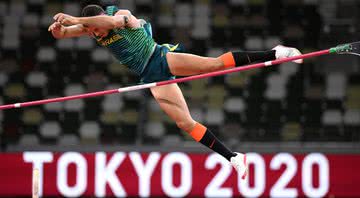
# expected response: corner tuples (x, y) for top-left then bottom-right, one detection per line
(0, 152), (359, 197)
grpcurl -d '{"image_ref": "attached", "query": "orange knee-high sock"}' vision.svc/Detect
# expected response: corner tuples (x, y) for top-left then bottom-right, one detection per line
(220, 52), (237, 69)
(190, 123), (236, 161)
(220, 50), (276, 68)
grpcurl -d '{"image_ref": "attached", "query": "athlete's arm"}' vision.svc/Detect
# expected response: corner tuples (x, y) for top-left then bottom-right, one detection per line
(77, 15), (130, 30)
(48, 22), (88, 39)
(54, 10), (138, 30)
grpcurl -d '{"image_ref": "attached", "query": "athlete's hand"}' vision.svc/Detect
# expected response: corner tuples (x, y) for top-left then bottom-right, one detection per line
(53, 13), (79, 26)
(48, 21), (65, 38)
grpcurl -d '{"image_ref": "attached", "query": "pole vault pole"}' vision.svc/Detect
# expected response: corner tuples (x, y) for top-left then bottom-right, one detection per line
(0, 42), (359, 110)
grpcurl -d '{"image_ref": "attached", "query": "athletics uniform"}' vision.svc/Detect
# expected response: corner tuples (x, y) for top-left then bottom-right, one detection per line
(94, 6), (184, 83)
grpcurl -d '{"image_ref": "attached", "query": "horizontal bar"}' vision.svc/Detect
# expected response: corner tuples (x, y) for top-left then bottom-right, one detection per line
(0, 49), (330, 110)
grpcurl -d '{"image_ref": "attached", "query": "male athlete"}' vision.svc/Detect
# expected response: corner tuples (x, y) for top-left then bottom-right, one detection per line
(48, 4), (303, 179)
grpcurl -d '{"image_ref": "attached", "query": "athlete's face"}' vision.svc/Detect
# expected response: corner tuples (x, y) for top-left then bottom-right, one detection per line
(87, 27), (109, 39)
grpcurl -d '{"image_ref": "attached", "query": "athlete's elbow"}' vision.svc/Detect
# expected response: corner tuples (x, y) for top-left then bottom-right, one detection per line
(113, 15), (131, 28)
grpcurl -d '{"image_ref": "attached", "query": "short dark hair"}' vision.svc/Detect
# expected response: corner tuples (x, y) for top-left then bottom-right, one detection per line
(81, 4), (105, 17)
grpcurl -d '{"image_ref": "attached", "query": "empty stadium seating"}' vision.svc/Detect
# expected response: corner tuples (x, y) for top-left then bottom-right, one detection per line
(0, 0), (359, 149)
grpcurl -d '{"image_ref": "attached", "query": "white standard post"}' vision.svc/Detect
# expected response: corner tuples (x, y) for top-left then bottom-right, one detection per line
(32, 168), (39, 198)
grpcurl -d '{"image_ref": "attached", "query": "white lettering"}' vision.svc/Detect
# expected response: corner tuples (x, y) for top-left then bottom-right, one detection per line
(270, 153), (298, 198)
(302, 153), (329, 198)
(161, 152), (192, 197)
(205, 153), (233, 197)
(95, 152), (126, 197)
(57, 152), (87, 197)
(129, 152), (160, 197)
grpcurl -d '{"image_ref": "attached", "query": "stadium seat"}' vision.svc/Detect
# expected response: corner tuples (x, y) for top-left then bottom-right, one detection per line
(145, 121), (165, 142)
(18, 134), (40, 146)
(100, 111), (121, 125)
(58, 134), (79, 146)
(245, 36), (264, 50)
(326, 72), (347, 100)
(44, 98), (63, 121)
(22, 108), (43, 126)
(37, 44), (56, 60)
(224, 97), (245, 113)
(346, 85), (360, 110)
(322, 110), (344, 140)
(161, 134), (183, 146)
(282, 122), (301, 141)
(79, 121), (100, 144)
(40, 121), (61, 144)
(0, 73), (9, 88)
(205, 108), (225, 126)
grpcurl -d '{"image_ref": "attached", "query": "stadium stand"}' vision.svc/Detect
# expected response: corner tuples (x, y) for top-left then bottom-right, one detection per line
(0, 0), (359, 150)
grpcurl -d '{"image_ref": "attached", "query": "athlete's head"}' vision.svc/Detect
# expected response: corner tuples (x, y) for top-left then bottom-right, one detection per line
(81, 4), (109, 38)
(82, 4), (105, 17)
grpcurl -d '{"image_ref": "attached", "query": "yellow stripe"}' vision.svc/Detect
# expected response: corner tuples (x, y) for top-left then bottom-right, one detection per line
(162, 43), (179, 52)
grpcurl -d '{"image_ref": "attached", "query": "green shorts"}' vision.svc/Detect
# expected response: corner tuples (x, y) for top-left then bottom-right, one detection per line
(140, 44), (184, 84)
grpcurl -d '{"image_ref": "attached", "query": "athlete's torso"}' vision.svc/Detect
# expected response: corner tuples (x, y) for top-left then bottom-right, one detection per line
(94, 6), (156, 75)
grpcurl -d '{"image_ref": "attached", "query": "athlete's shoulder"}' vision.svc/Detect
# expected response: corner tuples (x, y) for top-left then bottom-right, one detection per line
(114, 9), (132, 17)
(105, 5), (119, 16)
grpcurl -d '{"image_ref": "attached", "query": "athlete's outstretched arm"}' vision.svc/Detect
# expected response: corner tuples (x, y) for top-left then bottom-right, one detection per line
(53, 12), (133, 30)
(48, 22), (89, 39)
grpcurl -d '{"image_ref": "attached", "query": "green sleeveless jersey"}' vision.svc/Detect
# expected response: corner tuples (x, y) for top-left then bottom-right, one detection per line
(95, 6), (156, 75)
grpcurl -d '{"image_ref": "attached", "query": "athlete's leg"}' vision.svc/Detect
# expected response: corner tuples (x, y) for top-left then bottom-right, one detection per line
(166, 46), (302, 76)
(150, 84), (237, 161)
(150, 84), (196, 133)
(150, 84), (248, 178)
(166, 53), (225, 76)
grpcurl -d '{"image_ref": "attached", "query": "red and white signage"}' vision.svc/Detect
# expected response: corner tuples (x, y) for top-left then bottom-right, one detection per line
(0, 152), (359, 197)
